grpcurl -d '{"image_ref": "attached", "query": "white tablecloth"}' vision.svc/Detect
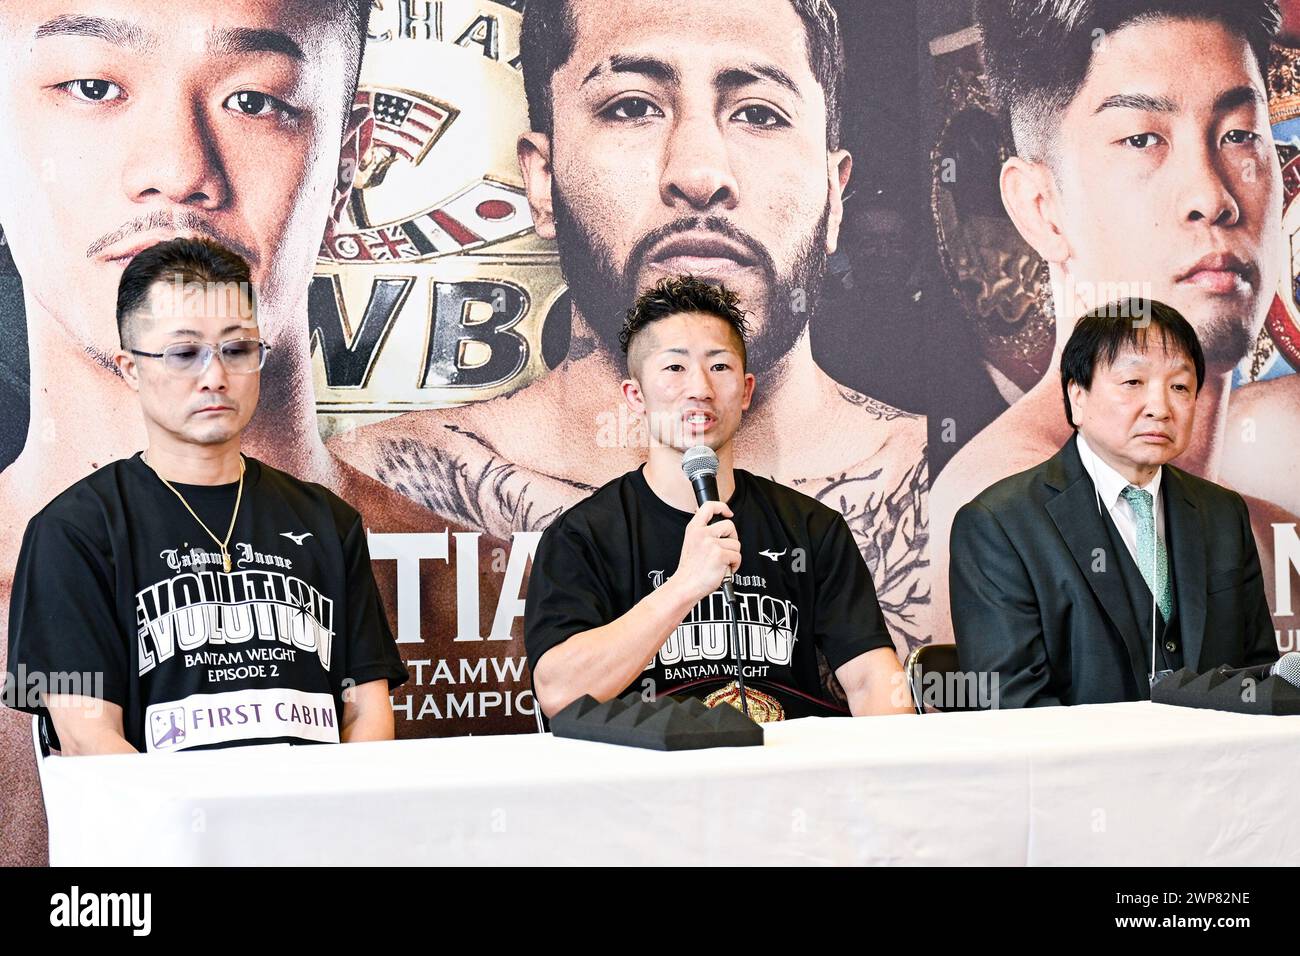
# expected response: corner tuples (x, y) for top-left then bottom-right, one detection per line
(38, 701), (1300, 865)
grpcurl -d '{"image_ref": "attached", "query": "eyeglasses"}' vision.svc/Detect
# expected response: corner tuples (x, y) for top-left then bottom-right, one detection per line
(130, 339), (270, 376)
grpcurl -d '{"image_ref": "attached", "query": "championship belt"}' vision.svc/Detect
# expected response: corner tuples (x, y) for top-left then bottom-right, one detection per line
(312, 0), (567, 434)
(703, 682), (786, 723)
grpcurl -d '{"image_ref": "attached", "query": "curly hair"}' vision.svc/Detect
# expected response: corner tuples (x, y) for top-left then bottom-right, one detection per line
(620, 276), (752, 373)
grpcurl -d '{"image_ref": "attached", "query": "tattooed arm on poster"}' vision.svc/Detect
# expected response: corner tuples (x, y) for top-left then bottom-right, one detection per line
(371, 426), (597, 539)
(790, 389), (931, 658)
(795, 455), (930, 657)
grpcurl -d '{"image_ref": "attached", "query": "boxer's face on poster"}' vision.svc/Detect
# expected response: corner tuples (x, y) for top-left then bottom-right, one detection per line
(624, 312), (755, 454)
(534, 0), (848, 374)
(0, 0), (356, 360)
(1050, 17), (1282, 371)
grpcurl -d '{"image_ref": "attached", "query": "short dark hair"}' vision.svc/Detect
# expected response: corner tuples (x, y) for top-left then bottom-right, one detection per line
(620, 275), (752, 372)
(1060, 299), (1206, 428)
(520, 0), (845, 150)
(975, 0), (1280, 161)
(331, 0), (373, 123)
(116, 238), (254, 347)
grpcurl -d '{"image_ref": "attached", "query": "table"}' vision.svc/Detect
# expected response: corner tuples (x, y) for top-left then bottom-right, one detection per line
(38, 702), (1300, 865)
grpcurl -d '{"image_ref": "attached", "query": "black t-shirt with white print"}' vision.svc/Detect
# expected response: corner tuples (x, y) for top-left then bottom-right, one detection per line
(525, 466), (894, 720)
(6, 453), (408, 753)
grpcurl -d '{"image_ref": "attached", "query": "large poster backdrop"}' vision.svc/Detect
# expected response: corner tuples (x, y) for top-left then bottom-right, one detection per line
(922, 0), (1300, 647)
(0, 0), (1297, 866)
(308, 0), (932, 738)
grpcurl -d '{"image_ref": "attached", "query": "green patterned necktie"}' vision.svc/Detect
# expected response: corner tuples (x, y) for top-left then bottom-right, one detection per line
(1120, 485), (1172, 620)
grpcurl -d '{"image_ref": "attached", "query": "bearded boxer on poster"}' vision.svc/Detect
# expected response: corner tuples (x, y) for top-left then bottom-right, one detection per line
(931, 0), (1299, 645)
(0, 0), (503, 867)
(331, 0), (932, 658)
(525, 276), (912, 721)
(6, 238), (408, 754)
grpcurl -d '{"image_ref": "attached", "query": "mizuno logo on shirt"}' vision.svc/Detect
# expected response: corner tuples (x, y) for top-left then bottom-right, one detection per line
(281, 531), (312, 545)
(760, 548), (786, 561)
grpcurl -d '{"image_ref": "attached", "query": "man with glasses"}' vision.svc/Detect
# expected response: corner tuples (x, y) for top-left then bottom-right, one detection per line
(5, 238), (408, 754)
(0, 0), (506, 865)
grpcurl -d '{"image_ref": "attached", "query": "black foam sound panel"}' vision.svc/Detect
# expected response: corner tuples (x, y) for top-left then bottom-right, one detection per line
(1151, 666), (1300, 716)
(549, 692), (764, 750)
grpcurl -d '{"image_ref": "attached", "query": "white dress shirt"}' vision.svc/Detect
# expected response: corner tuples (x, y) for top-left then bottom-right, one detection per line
(1075, 432), (1165, 568)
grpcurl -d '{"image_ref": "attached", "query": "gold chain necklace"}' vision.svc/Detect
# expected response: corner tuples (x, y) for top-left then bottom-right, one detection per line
(144, 452), (246, 573)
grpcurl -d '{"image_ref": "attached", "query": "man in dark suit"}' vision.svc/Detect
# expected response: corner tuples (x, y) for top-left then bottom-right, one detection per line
(951, 299), (1278, 707)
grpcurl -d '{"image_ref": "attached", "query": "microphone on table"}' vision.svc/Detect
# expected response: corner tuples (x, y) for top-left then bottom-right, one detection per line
(1217, 651), (1300, 689)
(681, 445), (747, 717)
(681, 445), (736, 604)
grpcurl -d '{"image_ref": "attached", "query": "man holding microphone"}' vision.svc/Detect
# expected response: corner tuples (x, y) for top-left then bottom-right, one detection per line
(524, 276), (910, 721)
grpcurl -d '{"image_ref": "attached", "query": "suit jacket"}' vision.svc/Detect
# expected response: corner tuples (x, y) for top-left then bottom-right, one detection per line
(950, 434), (1277, 707)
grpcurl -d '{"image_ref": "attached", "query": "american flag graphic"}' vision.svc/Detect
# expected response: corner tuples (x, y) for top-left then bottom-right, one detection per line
(318, 87), (532, 264)
(359, 89), (453, 165)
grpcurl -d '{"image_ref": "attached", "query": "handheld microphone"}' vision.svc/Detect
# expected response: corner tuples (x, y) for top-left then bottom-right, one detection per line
(1217, 651), (1300, 689)
(681, 445), (736, 604)
(681, 445), (749, 718)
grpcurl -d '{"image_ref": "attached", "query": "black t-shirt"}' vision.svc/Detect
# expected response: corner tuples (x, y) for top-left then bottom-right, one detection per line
(5, 453), (408, 753)
(525, 466), (893, 720)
